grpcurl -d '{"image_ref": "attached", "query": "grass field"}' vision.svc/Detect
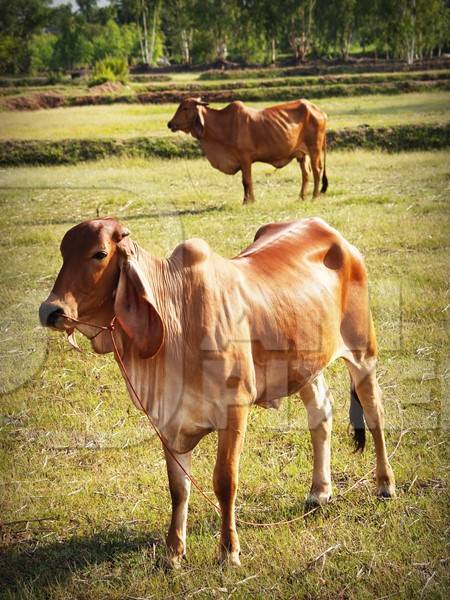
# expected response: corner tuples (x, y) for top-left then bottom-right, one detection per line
(1, 150), (449, 599)
(1, 91), (449, 140)
(1, 68), (445, 93)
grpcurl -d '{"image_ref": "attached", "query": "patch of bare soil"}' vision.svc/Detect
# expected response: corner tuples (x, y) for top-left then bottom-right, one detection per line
(2, 91), (65, 111)
(88, 81), (126, 95)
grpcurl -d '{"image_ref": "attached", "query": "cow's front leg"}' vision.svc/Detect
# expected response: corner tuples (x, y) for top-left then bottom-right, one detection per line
(241, 159), (255, 204)
(164, 447), (192, 568)
(300, 374), (333, 506)
(213, 404), (249, 566)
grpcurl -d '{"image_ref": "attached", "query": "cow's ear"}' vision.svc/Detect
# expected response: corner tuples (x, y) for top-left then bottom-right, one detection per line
(191, 107), (205, 139)
(114, 259), (164, 359)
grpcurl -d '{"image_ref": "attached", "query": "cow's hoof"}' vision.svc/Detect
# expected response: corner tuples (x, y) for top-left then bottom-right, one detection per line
(305, 489), (332, 509)
(377, 469), (396, 499)
(243, 198), (255, 205)
(164, 554), (184, 570)
(377, 482), (396, 499)
(219, 549), (241, 567)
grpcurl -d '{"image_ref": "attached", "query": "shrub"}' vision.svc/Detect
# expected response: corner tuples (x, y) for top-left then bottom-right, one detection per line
(0, 35), (22, 75)
(89, 56), (129, 87)
(29, 33), (57, 74)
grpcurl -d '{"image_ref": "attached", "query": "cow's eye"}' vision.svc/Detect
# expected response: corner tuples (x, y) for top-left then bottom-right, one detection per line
(92, 251), (107, 260)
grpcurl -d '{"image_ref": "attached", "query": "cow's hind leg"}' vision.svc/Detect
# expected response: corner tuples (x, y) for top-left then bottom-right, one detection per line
(308, 147), (322, 199)
(164, 447), (192, 568)
(241, 158), (255, 204)
(297, 154), (309, 200)
(213, 404), (249, 566)
(345, 358), (396, 498)
(300, 373), (333, 506)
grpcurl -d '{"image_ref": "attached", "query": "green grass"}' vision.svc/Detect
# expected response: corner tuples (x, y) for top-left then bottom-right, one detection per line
(0, 150), (449, 598)
(1, 91), (449, 141)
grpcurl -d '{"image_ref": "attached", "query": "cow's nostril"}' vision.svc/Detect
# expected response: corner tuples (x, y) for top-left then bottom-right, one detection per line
(47, 307), (63, 326)
(167, 122), (172, 129)
(39, 303), (64, 327)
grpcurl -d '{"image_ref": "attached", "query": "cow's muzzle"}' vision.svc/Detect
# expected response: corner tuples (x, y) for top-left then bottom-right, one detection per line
(39, 302), (69, 329)
(167, 121), (177, 132)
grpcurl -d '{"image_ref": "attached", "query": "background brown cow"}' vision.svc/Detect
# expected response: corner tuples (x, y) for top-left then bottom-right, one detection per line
(168, 97), (328, 204)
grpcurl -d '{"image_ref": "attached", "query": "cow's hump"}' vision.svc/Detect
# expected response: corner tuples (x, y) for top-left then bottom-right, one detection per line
(171, 238), (210, 267)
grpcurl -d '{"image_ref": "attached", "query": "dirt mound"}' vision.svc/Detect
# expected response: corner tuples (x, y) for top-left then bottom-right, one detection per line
(89, 82), (126, 95)
(3, 91), (65, 111)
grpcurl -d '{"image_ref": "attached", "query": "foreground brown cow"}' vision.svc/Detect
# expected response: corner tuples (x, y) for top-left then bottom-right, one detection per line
(39, 217), (395, 567)
(168, 97), (328, 203)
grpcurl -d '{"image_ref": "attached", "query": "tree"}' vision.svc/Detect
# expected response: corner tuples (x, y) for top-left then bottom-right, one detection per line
(29, 32), (57, 73)
(287, 0), (316, 63)
(163, 0), (196, 64)
(52, 13), (93, 70)
(250, 0), (288, 64)
(76, 0), (98, 22)
(316, 0), (357, 60)
(113, 0), (163, 65)
(196, 0), (238, 63)
(0, 0), (51, 72)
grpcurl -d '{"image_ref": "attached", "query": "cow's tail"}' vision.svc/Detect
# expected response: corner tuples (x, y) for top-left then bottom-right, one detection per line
(321, 135), (328, 193)
(349, 381), (366, 452)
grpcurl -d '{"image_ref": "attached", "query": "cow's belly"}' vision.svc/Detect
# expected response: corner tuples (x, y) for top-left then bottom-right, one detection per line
(266, 156), (294, 169)
(254, 362), (319, 408)
(201, 141), (240, 175)
(252, 126), (309, 168)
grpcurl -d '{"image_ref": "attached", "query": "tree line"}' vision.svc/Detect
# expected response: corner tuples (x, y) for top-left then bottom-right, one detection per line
(0, 0), (449, 75)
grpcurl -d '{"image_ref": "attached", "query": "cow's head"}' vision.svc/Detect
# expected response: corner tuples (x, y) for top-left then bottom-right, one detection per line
(39, 218), (163, 358)
(167, 97), (209, 139)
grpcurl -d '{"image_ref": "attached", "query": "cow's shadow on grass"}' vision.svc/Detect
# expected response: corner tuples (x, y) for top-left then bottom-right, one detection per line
(0, 527), (162, 596)
(1, 504), (328, 594)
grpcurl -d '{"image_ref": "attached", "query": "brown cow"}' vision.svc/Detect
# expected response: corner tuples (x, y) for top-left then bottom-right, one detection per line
(39, 217), (395, 568)
(168, 97), (328, 204)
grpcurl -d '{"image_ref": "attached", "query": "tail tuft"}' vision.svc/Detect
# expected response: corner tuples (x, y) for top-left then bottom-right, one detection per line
(320, 134), (328, 193)
(349, 385), (365, 452)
